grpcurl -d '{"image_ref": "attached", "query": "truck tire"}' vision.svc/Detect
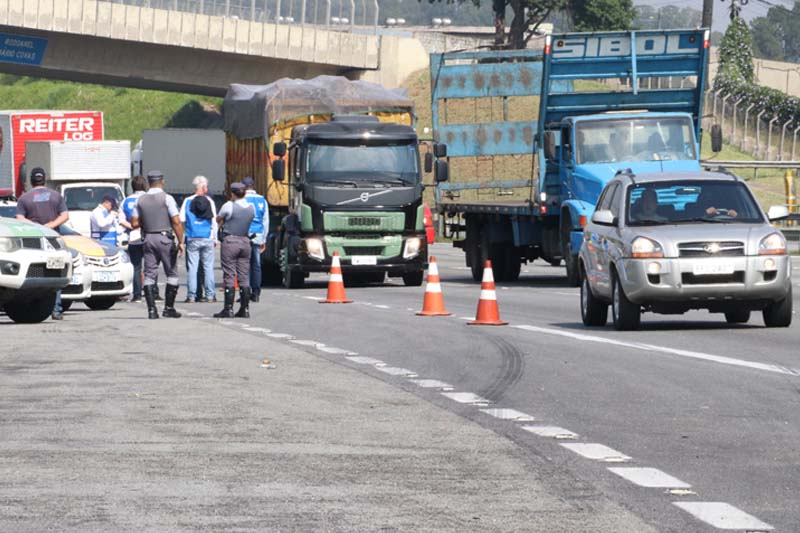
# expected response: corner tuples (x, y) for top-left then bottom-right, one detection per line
(283, 269), (305, 289)
(724, 310), (750, 324)
(85, 297), (116, 311)
(763, 286), (792, 327)
(611, 271), (640, 331)
(561, 220), (580, 287)
(581, 268), (608, 327)
(402, 271), (424, 287)
(262, 262), (283, 286)
(502, 246), (521, 282)
(4, 292), (56, 323)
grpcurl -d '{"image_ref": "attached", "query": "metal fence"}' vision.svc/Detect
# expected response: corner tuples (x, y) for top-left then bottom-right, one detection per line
(705, 88), (800, 161)
(101, 0), (380, 31)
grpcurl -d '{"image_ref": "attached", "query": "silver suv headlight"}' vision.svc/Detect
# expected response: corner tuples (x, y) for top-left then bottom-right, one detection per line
(758, 232), (787, 255)
(631, 236), (664, 259)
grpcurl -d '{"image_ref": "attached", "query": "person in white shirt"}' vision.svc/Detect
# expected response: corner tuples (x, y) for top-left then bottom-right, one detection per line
(179, 176), (218, 303)
(90, 195), (120, 246)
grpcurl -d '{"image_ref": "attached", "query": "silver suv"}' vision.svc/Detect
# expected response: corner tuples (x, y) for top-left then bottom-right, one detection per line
(579, 171), (793, 330)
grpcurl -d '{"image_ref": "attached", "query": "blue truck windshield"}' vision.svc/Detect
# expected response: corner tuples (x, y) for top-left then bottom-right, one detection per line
(576, 117), (696, 165)
(306, 141), (419, 184)
(626, 181), (764, 226)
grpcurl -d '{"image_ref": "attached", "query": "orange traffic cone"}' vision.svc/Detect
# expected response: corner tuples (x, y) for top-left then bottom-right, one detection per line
(417, 256), (451, 316)
(468, 260), (508, 326)
(320, 252), (352, 304)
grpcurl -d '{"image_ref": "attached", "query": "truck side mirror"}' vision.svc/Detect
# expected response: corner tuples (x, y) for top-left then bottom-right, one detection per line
(424, 152), (433, 173)
(434, 160), (449, 183)
(273, 142), (287, 157)
(272, 159), (285, 182)
(710, 124), (723, 153)
(433, 143), (447, 158)
(544, 131), (556, 160)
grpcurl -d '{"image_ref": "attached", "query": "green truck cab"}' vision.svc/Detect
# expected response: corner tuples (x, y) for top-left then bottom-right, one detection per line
(269, 115), (428, 288)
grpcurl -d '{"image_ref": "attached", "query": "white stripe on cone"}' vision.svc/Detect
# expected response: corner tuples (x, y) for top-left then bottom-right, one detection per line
(479, 290), (497, 301)
(330, 274), (343, 283)
(482, 266), (495, 283)
(429, 261), (439, 276)
(426, 282), (442, 293)
(332, 255), (342, 268)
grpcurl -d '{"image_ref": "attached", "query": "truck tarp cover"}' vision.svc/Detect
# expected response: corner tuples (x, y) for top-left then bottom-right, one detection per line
(223, 75), (414, 139)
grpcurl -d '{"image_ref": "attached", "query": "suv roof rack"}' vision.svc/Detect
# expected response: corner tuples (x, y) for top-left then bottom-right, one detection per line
(615, 168), (637, 186)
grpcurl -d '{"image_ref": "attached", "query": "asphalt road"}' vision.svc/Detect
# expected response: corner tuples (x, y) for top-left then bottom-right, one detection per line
(2, 246), (798, 531)
(202, 245), (799, 532)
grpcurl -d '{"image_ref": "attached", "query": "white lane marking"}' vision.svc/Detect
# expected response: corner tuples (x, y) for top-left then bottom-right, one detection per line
(608, 467), (691, 488)
(441, 392), (490, 405)
(304, 296), (323, 301)
(406, 308), (415, 312)
(199, 316), (212, 320)
(186, 312), (203, 317)
(521, 425), (578, 439)
(317, 346), (356, 355)
(236, 323), (251, 328)
(266, 333), (294, 339)
(346, 356), (386, 366)
(458, 316), (473, 321)
(408, 379), (454, 390)
(480, 408), (535, 422)
(373, 304), (390, 309)
(291, 339), (322, 347)
(555, 291), (578, 296)
(376, 366), (418, 377)
(560, 443), (631, 462)
(218, 320), (236, 326)
(243, 327), (271, 333)
(673, 502), (773, 530)
(513, 325), (799, 377)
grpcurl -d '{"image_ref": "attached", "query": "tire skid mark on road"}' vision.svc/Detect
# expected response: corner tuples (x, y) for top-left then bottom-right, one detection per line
(479, 336), (525, 403)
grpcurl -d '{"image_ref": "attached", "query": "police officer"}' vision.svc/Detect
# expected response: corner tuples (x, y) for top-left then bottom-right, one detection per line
(214, 182), (255, 318)
(131, 170), (185, 319)
(242, 176), (269, 302)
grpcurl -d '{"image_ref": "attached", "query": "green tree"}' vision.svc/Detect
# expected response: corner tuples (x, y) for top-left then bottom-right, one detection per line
(570, 0), (635, 32)
(717, 16), (754, 85)
(750, 17), (784, 61)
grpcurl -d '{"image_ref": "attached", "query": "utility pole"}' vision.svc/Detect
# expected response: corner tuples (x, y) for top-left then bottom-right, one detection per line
(702, 0), (713, 28)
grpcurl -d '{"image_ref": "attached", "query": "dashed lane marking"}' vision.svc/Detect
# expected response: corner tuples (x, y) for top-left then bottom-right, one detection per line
(376, 366), (418, 377)
(346, 356), (386, 366)
(560, 443), (632, 462)
(291, 339), (322, 347)
(513, 324), (800, 377)
(303, 296), (324, 301)
(441, 392), (490, 405)
(673, 502), (773, 530)
(521, 425), (578, 439)
(408, 379), (454, 390)
(186, 312), (203, 317)
(480, 408), (535, 422)
(266, 333), (294, 339)
(607, 467), (691, 489)
(317, 346), (356, 355)
(242, 327), (271, 333)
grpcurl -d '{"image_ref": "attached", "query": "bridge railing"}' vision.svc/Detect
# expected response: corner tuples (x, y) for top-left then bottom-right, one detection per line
(101, 0), (380, 33)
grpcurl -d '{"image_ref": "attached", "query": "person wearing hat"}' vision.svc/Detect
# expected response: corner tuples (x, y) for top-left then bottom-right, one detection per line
(242, 176), (269, 303)
(214, 182), (255, 318)
(90, 194), (121, 246)
(131, 170), (185, 319)
(16, 167), (70, 320)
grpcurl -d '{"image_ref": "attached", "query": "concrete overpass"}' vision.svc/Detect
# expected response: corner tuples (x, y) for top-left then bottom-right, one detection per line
(0, 0), (394, 96)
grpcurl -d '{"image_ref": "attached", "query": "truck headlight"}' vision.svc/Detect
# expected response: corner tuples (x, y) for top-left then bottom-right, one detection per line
(758, 232), (787, 255)
(305, 238), (325, 260)
(0, 237), (22, 253)
(631, 237), (664, 258)
(403, 237), (422, 259)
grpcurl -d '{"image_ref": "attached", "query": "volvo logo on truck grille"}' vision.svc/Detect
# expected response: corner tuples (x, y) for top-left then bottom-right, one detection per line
(348, 217), (381, 227)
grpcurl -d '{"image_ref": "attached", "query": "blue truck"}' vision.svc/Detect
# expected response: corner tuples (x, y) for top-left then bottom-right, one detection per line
(430, 29), (715, 285)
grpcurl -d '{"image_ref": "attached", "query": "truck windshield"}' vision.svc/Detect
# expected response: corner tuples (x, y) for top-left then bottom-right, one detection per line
(626, 180), (764, 226)
(64, 186), (123, 211)
(306, 140), (419, 184)
(576, 117), (696, 164)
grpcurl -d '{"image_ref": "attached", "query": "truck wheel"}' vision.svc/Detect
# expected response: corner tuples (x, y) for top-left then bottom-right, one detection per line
(763, 286), (792, 327)
(402, 271), (424, 287)
(283, 269), (305, 289)
(4, 292), (56, 323)
(611, 271), (640, 331)
(85, 297), (116, 311)
(502, 247), (521, 282)
(561, 221), (580, 287)
(724, 310), (750, 324)
(262, 262), (283, 286)
(470, 259), (484, 282)
(581, 269), (608, 327)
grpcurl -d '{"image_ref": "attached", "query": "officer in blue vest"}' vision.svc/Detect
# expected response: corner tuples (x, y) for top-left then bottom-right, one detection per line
(90, 195), (120, 246)
(119, 175), (147, 302)
(242, 176), (269, 302)
(179, 175), (218, 303)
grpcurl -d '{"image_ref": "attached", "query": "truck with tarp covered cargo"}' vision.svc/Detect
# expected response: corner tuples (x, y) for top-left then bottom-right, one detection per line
(429, 29), (714, 285)
(223, 76), (428, 288)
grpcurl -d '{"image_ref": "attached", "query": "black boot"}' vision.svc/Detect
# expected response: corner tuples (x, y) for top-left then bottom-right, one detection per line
(144, 285), (159, 319)
(162, 284), (182, 318)
(235, 288), (251, 318)
(214, 288), (235, 318)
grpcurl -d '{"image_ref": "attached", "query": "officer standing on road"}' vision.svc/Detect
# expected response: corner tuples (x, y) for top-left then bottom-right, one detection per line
(131, 170), (185, 319)
(214, 182), (255, 318)
(242, 177), (269, 302)
(119, 175), (147, 302)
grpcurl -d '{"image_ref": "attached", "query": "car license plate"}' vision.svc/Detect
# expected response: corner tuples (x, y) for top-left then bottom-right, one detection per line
(692, 261), (735, 276)
(92, 270), (119, 283)
(46, 256), (65, 270)
(351, 256), (377, 266)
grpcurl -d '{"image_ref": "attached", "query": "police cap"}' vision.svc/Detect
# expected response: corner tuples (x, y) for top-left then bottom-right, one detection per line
(230, 182), (246, 193)
(147, 170), (164, 182)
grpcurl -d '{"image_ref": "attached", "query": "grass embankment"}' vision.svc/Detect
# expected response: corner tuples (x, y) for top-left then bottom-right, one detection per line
(0, 75), (221, 146)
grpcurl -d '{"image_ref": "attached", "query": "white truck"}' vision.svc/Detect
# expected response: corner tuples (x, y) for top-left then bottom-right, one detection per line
(26, 140), (131, 241)
(131, 129), (226, 207)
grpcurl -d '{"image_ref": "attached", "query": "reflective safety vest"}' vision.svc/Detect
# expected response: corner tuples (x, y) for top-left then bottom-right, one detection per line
(184, 196), (213, 239)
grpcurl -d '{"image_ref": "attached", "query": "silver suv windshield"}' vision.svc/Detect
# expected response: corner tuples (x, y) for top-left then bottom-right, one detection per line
(626, 180), (764, 226)
(576, 117), (696, 164)
(306, 140), (419, 185)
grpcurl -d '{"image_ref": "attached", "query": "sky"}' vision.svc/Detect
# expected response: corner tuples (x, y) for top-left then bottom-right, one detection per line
(635, 0), (794, 32)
